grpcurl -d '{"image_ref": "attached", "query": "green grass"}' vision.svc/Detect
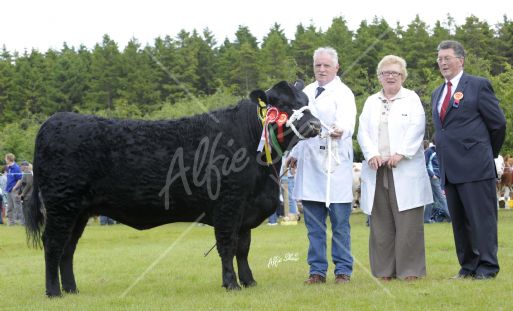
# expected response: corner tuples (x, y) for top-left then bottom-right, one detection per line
(1, 211), (513, 310)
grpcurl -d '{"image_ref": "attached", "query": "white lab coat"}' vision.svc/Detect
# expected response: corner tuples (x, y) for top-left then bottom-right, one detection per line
(357, 87), (433, 215)
(290, 76), (356, 203)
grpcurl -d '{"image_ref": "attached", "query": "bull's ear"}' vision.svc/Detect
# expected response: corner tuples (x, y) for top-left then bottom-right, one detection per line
(293, 79), (305, 91)
(250, 90), (267, 106)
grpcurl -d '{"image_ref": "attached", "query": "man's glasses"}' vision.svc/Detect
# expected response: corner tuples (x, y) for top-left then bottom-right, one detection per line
(379, 71), (401, 77)
(436, 56), (461, 63)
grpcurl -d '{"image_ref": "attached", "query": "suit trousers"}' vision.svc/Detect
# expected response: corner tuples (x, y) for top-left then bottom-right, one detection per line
(369, 166), (426, 279)
(445, 178), (499, 277)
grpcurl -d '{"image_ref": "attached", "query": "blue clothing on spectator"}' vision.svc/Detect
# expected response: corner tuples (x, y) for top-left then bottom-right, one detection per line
(287, 176), (297, 215)
(424, 146), (451, 223)
(424, 146), (440, 178)
(99, 215), (115, 225)
(6, 163), (22, 193)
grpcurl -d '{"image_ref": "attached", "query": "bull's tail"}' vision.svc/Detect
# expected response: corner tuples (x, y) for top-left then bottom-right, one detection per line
(25, 160), (45, 249)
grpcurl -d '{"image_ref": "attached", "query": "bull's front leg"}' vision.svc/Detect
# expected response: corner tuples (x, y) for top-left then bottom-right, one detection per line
(236, 229), (256, 287)
(214, 228), (241, 290)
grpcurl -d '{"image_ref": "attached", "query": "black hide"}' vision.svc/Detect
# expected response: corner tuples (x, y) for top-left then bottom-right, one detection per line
(25, 81), (320, 297)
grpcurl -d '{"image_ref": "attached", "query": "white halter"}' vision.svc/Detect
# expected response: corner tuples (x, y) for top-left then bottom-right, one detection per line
(285, 106), (310, 140)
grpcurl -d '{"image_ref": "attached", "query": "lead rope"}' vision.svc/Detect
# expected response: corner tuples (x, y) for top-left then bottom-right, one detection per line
(318, 121), (341, 208)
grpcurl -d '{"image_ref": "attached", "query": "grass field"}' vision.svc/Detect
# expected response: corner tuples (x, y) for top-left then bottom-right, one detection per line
(1, 210), (512, 310)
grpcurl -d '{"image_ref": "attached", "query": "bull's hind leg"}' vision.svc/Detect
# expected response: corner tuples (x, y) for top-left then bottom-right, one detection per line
(43, 211), (81, 297)
(236, 229), (256, 287)
(214, 227), (241, 290)
(60, 213), (89, 294)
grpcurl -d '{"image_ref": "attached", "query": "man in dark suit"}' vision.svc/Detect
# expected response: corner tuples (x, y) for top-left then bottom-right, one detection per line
(431, 40), (506, 280)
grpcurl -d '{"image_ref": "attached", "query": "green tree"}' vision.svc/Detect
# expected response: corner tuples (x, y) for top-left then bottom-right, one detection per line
(149, 35), (181, 103)
(84, 35), (122, 113)
(496, 16), (513, 69)
(217, 26), (261, 95)
(324, 17), (354, 75)
(491, 63), (513, 155)
(8, 49), (52, 118)
(217, 39), (239, 92)
(0, 47), (14, 122)
(431, 20), (452, 48)
(398, 15), (439, 100)
(118, 39), (161, 113)
(236, 42), (261, 95)
(259, 23), (297, 87)
(455, 16), (499, 73)
(170, 30), (200, 101)
(194, 29), (220, 95)
(291, 23), (323, 81)
(350, 17), (398, 96)
(46, 44), (91, 113)
(234, 25), (259, 49)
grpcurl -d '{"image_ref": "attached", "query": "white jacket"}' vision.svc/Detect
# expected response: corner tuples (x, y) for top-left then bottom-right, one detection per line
(291, 76), (356, 203)
(357, 87), (432, 214)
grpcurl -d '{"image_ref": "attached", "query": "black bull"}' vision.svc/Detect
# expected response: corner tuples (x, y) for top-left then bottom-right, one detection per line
(25, 81), (321, 297)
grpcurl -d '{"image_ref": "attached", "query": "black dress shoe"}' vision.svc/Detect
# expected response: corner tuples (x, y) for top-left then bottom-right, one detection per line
(449, 273), (473, 279)
(474, 273), (497, 280)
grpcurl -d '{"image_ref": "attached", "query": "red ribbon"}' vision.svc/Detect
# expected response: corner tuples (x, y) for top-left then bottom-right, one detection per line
(276, 112), (288, 143)
(265, 107), (289, 144)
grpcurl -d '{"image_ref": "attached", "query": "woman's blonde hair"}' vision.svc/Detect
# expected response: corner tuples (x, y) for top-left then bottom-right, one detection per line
(376, 55), (408, 82)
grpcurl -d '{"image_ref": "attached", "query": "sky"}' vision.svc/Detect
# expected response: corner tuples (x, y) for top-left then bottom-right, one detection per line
(1, 0), (512, 53)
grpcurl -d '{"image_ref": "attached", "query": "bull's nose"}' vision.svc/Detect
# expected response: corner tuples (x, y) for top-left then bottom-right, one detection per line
(309, 119), (322, 135)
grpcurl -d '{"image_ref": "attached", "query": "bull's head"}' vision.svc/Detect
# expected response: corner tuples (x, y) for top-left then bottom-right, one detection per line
(249, 80), (321, 153)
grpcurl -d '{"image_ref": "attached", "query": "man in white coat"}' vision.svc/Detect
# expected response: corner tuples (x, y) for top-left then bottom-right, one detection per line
(288, 47), (356, 284)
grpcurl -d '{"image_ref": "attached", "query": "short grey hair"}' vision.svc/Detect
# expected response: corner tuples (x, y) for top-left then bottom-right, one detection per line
(376, 55), (408, 82)
(313, 47), (339, 66)
(437, 40), (466, 58)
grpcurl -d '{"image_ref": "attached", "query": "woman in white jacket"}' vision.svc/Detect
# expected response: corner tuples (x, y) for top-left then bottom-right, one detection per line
(357, 55), (432, 281)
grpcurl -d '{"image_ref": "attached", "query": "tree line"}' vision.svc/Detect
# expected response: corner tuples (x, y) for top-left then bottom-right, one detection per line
(1, 14), (512, 162)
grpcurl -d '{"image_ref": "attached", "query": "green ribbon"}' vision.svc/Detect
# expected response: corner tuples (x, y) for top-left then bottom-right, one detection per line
(268, 124), (283, 157)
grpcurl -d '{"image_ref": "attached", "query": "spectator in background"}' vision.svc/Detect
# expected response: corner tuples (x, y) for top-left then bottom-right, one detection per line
(0, 166), (6, 224)
(358, 55), (432, 281)
(18, 161), (33, 220)
(424, 141), (451, 223)
(4, 153), (24, 225)
(99, 215), (115, 225)
(281, 152), (299, 224)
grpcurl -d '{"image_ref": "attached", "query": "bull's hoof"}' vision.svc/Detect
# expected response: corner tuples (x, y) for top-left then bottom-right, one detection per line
(63, 287), (79, 294)
(241, 280), (257, 288)
(223, 283), (242, 291)
(46, 290), (62, 298)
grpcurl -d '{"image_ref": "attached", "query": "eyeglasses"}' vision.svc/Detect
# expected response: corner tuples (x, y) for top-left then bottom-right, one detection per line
(379, 71), (401, 77)
(436, 56), (461, 63)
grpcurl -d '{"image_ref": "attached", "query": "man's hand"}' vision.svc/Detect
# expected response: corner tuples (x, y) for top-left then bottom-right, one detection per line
(368, 155), (385, 170)
(286, 157), (297, 170)
(387, 153), (404, 168)
(330, 126), (343, 138)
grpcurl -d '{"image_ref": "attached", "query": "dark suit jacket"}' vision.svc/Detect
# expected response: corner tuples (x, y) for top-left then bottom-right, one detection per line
(431, 72), (506, 187)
